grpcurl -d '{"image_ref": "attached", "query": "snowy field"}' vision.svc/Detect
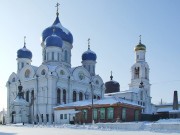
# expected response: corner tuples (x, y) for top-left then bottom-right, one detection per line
(0, 119), (180, 135)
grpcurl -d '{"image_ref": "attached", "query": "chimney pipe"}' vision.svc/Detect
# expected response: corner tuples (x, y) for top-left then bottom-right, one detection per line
(173, 91), (179, 110)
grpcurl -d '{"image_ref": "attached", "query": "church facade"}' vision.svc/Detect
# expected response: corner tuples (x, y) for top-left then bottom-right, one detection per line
(6, 6), (104, 124)
(6, 4), (153, 124)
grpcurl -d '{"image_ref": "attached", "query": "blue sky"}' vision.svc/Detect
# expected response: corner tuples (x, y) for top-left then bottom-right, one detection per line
(0, 0), (180, 110)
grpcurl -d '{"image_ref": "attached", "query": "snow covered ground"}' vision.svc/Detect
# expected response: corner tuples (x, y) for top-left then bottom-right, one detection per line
(0, 119), (180, 135)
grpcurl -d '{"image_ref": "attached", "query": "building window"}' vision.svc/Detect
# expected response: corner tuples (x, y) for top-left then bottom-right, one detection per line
(100, 108), (105, 120)
(85, 92), (89, 100)
(25, 69), (30, 78)
(73, 91), (76, 102)
(60, 114), (63, 119)
(31, 90), (34, 102)
(134, 67), (139, 79)
(41, 114), (43, 122)
(63, 89), (66, 104)
(64, 50), (68, 62)
(43, 49), (46, 61)
(47, 52), (49, 61)
(22, 63), (24, 68)
(36, 114), (39, 123)
(79, 92), (83, 101)
(64, 114), (67, 119)
(26, 91), (29, 102)
(83, 110), (87, 120)
(137, 55), (139, 60)
(94, 95), (96, 99)
(107, 107), (114, 119)
(122, 108), (126, 121)
(52, 52), (54, 61)
(93, 109), (97, 120)
(12, 78), (15, 82)
(145, 67), (148, 79)
(57, 89), (61, 104)
(140, 91), (143, 100)
(135, 110), (139, 121)
(46, 114), (49, 122)
(41, 69), (46, 75)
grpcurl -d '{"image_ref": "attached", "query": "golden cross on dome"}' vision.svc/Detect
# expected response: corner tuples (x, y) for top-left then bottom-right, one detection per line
(55, 2), (60, 16)
(88, 38), (90, 49)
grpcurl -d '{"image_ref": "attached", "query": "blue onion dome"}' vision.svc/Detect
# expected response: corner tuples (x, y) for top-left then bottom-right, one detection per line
(42, 16), (73, 44)
(45, 29), (63, 47)
(135, 35), (146, 51)
(17, 38), (32, 59)
(82, 46), (97, 61)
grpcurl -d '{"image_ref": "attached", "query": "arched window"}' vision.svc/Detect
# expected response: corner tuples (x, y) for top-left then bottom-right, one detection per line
(64, 50), (68, 62)
(43, 49), (46, 61)
(52, 52), (54, 61)
(63, 89), (66, 104)
(25, 69), (30, 78)
(57, 89), (61, 104)
(134, 67), (139, 79)
(41, 69), (46, 75)
(12, 78), (15, 82)
(94, 95), (96, 99)
(85, 92), (89, 100)
(97, 96), (100, 100)
(31, 90), (34, 102)
(79, 92), (83, 101)
(73, 91), (76, 102)
(145, 67), (148, 79)
(36, 114), (39, 123)
(26, 91), (29, 102)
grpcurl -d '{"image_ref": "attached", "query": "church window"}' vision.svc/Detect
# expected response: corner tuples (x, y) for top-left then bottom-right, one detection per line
(107, 107), (114, 119)
(60, 70), (65, 75)
(46, 114), (49, 122)
(79, 72), (84, 80)
(22, 63), (24, 68)
(41, 114), (43, 122)
(60, 114), (63, 119)
(47, 52), (49, 61)
(137, 55), (139, 60)
(52, 52), (54, 61)
(43, 49), (46, 61)
(57, 89), (61, 104)
(26, 91), (29, 102)
(88, 65), (90, 71)
(63, 89), (66, 104)
(96, 80), (99, 85)
(52, 113), (54, 122)
(31, 90), (34, 102)
(100, 108), (105, 120)
(85, 92), (89, 100)
(79, 92), (83, 101)
(36, 114), (39, 123)
(12, 78), (15, 82)
(25, 69), (30, 78)
(145, 67), (148, 79)
(64, 50), (68, 62)
(93, 109), (97, 120)
(97, 96), (100, 100)
(73, 91), (76, 102)
(122, 108), (126, 121)
(94, 95), (96, 99)
(64, 114), (67, 119)
(41, 69), (46, 75)
(134, 67), (140, 79)
(58, 53), (60, 61)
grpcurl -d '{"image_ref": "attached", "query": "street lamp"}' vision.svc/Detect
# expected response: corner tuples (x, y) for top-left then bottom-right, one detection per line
(89, 81), (94, 125)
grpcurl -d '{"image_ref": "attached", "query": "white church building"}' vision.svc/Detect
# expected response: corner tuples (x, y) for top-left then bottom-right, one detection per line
(6, 4), (152, 124)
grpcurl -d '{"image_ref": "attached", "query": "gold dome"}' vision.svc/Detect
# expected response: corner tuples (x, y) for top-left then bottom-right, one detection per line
(134, 43), (146, 51)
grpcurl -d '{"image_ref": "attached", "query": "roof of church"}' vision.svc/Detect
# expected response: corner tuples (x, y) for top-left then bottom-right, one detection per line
(17, 45), (32, 59)
(42, 16), (73, 44)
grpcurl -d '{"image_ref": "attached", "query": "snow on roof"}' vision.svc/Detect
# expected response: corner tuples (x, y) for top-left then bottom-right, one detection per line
(54, 96), (141, 109)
